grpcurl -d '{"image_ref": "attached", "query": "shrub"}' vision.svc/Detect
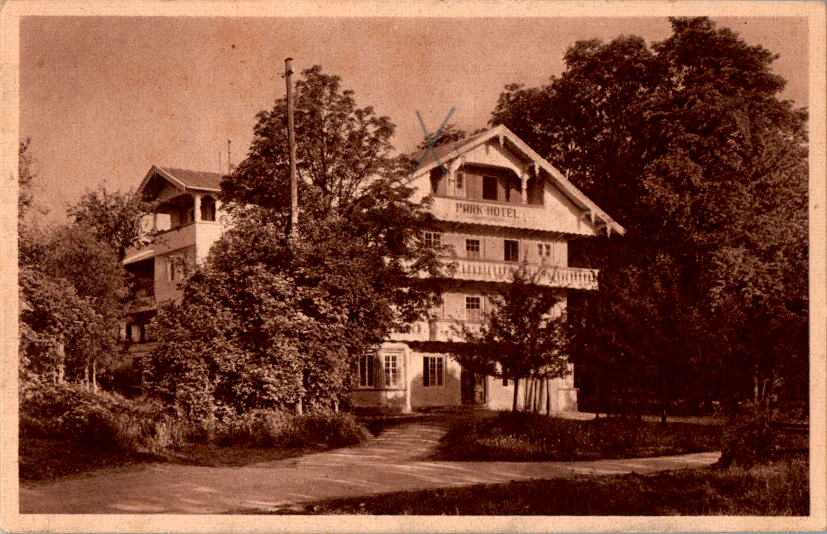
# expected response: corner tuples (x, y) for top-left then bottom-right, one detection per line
(718, 412), (777, 468)
(438, 412), (722, 461)
(214, 410), (370, 449)
(19, 382), (175, 455)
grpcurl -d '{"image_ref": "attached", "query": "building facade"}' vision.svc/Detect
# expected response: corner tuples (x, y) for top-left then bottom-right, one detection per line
(122, 125), (623, 413)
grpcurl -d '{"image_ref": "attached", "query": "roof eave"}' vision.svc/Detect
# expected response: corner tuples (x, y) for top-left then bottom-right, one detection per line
(412, 125), (626, 237)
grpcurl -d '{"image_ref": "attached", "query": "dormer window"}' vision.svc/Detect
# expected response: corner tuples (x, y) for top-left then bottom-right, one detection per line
(455, 172), (464, 194)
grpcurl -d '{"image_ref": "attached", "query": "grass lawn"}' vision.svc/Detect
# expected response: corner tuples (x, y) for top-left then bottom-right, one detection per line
(275, 452), (808, 516)
(436, 411), (723, 461)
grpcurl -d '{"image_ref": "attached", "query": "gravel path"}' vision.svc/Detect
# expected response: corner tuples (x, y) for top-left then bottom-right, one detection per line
(19, 420), (719, 514)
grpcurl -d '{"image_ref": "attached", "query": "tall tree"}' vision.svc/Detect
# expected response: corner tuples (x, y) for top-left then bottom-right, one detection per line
(449, 267), (570, 412)
(67, 187), (155, 261)
(147, 66), (444, 417)
(491, 17), (807, 415)
(18, 138), (35, 221)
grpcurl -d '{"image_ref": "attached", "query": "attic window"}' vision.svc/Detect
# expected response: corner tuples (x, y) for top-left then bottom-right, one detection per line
(482, 176), (498, 201)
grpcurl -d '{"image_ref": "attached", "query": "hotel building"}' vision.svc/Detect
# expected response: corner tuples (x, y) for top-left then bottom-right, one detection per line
(122, 125), (623, 413)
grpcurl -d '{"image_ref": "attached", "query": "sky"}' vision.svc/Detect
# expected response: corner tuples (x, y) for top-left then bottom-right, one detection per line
(20, 16), (808, 223)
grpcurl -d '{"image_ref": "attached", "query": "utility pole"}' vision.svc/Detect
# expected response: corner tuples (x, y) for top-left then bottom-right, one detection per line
(285, 57), (302, 416)
(227, 139), (232, 174)
(285, 57), (298, 240)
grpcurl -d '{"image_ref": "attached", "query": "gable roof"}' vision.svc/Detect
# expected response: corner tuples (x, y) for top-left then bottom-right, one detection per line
(411, 130), (489, 171)
(411, 124), (626, 237)
(137, 165), (224, 199)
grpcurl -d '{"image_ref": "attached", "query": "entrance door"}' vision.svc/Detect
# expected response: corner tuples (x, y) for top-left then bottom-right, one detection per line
(461, 368), (487, 405)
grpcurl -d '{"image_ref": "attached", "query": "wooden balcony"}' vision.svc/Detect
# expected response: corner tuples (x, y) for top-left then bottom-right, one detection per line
(447, 258), (598, 290)
(125, 295), (156, 314)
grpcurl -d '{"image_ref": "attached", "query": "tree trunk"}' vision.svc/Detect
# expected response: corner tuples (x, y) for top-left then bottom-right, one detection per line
(753, 373), (760, 405)
(333, 400), (339, 413)
(539, 379), (547, 415)
(525, 379), (533, 412)
(512, 378), (520, 412)
(535, 380), (542, 413)
(55, 342), (65, 384)
(295, 398), (303, 415)
(83, 365), (89, 391)
(545, 379), (551, 415)
(91, 360), (98, 393)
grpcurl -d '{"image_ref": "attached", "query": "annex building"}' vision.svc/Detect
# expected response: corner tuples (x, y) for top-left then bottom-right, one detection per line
(122, 125), (624, 413)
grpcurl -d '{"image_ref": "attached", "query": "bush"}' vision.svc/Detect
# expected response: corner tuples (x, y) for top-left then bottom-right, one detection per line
(19, 383), (372, 480)
(718, 412), (777, 468)
(20, 382), (175, 455)
(214, 409), (370, 449)
(438, 412), (722, 461)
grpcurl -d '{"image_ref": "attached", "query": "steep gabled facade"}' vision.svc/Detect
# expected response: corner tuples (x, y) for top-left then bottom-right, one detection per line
(123, 126), (624, 413)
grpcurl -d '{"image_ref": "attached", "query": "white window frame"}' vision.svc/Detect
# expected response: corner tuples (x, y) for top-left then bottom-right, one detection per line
(465, 238), (481, 259)
(466, 295), (482, 322)
(358, 350), (404, 389)
(384, 353), (400, 388)
(423, 355), (445, 387)
(424, 231), (443, 248)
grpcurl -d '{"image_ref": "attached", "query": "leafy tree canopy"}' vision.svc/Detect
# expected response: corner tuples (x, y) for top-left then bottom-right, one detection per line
(67, 187), (156, 261)
(491, 17), (807, 413)
(449, 266), (570, 411)
(148, 66), (444, 417)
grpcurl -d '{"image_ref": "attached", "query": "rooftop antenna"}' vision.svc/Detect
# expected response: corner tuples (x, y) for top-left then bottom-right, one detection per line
(285, 57), (298, 240)
(227, 139), (232, 174)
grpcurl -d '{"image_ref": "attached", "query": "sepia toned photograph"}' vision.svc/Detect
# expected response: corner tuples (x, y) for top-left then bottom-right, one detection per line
(1, 2), (825, 532)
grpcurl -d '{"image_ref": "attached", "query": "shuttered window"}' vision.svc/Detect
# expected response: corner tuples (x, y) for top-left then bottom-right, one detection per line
(359, 352), (376, 387)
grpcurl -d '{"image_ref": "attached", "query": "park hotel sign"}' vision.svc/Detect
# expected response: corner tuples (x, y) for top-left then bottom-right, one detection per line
(428, 197), (553, 231)
(455, 202), (521, 220)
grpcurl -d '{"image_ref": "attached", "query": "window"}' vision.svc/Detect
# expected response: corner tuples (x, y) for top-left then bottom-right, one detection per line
(359, 352), (376, 387)
(424, 232), (442, 247)
(167, 257), (177, 281)
(384, 353), (399, 387)
(482, 175), (498, 200)
(200, 196), (216, 221)
(503, 377), (510, 386)
(127, 324), (146, 343)
(465, 239), (481, 259)
(538, 242), (552, 259)
(505, 179), (518, 203)
(504, 239), (519, 262)
(455, 172), (464, 193)
(430, 167), (446, 195)
(423, 355), (444, 387)
(466, 296), (482, 322)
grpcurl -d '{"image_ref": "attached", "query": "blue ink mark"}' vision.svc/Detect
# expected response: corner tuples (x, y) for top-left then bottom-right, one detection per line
(411, 107), (456, 178)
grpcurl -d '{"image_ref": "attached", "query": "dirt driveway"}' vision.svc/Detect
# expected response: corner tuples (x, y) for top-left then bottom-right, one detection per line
(20, 420), (719, 514)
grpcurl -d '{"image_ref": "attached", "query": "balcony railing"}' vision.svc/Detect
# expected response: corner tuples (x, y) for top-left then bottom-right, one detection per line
(448, 258), (598, 290)
(125, 295), (156, 313)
